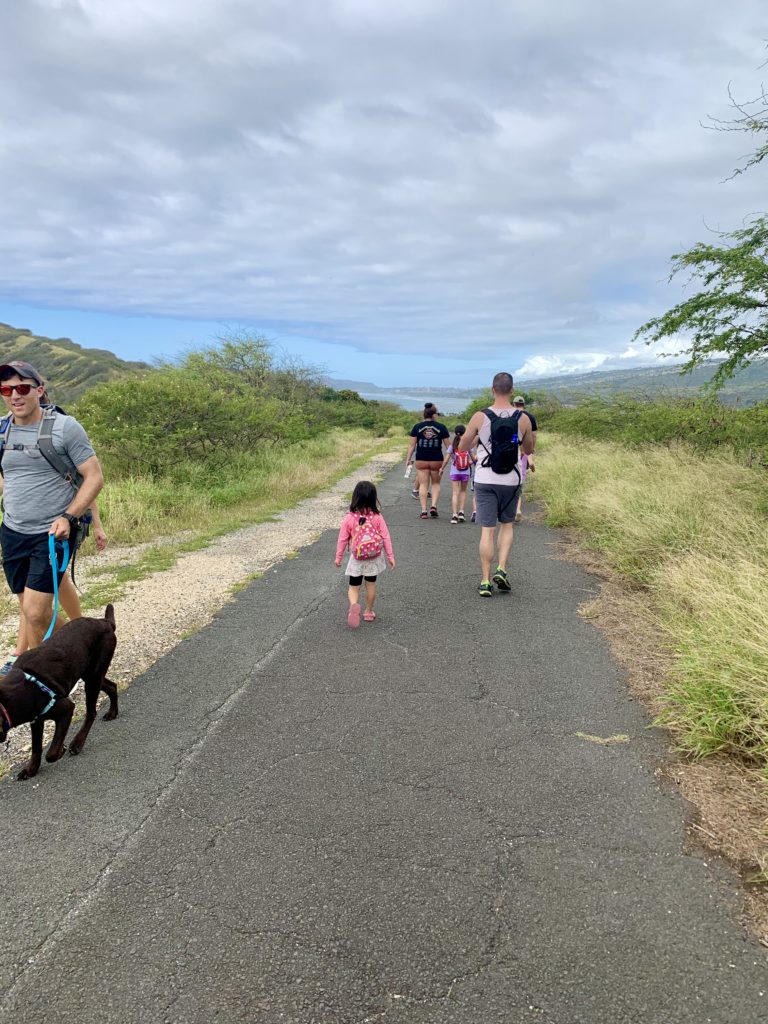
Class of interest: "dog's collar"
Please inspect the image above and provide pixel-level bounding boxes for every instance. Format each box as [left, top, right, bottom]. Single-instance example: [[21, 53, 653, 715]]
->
[[23, 672, 58, 719], [0, 701, 12, 730]]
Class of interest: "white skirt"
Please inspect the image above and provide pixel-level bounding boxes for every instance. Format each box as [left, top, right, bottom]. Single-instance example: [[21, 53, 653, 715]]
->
[[345, 551, 387, 577]]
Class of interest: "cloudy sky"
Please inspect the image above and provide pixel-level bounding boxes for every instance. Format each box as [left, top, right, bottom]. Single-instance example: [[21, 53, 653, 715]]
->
[[0, 0, 766, 386]]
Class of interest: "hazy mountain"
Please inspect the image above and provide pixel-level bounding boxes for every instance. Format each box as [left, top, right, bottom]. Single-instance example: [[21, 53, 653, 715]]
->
[[525, 361, 768, 406], [0, 323, 150, 405], [328, 361, 768, 408]]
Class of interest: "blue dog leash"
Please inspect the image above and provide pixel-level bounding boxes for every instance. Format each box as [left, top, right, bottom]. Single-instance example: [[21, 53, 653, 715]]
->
[[43, 534, 70, 642], [0, 538, 69, 731], [25, 672, 58, 718]]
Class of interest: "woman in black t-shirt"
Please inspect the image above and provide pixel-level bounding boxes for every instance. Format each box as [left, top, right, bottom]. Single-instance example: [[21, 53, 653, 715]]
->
[[405, 403, 451, 519]]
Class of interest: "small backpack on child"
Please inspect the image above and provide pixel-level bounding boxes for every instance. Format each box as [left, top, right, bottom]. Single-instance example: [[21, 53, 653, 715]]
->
[[351, 516, 384, 560], [452, 449, 471, 472]]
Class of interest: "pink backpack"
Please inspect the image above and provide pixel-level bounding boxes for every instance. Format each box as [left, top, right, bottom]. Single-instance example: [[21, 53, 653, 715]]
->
[[351, 516, 384, 560]]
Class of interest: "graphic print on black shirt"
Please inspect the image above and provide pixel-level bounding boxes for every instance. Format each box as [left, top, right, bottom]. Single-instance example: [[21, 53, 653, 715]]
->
[[410, 420, 450, 460]]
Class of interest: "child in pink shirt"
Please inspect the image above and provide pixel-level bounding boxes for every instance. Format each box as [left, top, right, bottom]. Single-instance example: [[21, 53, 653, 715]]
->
[[335, 481, 395, 628]]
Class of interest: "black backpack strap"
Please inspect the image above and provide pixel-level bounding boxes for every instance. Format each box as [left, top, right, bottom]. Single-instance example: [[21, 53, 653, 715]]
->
[[36, 410, 84, 490], [478, 408, 495, 463]]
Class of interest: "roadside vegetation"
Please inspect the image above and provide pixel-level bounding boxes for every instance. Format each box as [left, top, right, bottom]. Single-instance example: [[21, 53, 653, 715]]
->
[[543, 394, 768, 466], [521, 395, 768, 772], [71, 333, 411, 545], [75, 428, 401, 547], [514, 70, 768, 776], [0, 337, 410, 631], [74, 334, 411, 479]]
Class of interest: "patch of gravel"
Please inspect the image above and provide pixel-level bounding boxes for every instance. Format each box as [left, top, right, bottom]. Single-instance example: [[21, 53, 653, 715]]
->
[[0, 449, 402, 777]]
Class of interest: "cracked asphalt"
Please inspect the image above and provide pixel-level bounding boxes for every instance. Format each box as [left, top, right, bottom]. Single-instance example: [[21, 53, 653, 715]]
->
[[0, 465, 766, 1023]]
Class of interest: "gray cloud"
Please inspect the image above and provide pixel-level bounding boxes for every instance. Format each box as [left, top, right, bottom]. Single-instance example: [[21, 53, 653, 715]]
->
[[0, 0, 766, 372]]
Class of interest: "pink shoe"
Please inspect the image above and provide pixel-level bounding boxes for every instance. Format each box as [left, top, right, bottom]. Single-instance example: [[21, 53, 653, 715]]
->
[[363, 611, 376, 622], [347, 603, 361, 628]]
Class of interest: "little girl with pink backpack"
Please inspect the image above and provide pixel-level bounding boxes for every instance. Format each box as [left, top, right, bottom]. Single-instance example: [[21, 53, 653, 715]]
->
[[335, 481, 396, 628]]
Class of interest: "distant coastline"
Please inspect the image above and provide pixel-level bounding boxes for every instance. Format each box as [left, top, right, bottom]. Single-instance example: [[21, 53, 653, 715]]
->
[[327, 359, 768, 409], [356, 391, 470, 415]]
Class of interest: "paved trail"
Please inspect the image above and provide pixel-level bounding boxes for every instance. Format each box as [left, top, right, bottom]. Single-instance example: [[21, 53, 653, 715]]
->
[[0, 467, 765, 1023]]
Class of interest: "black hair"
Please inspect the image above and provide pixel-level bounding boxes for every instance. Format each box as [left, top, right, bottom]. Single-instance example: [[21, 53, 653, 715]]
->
[[423, 402, 437, 419], [350, 480, 381, 514], [452, 423, 466, 450]]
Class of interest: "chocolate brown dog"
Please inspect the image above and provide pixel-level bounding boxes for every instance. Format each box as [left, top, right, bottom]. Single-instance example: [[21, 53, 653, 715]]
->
[[0, 604, 118, 781]]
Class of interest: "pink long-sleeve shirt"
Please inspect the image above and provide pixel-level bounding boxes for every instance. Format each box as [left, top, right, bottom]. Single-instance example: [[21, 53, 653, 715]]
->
[[335, 510, 394, 562]]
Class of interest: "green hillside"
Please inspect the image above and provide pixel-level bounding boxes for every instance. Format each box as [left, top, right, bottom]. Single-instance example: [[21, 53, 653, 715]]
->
[[526, 360, 768, 407], [0, 323, 151, 405]]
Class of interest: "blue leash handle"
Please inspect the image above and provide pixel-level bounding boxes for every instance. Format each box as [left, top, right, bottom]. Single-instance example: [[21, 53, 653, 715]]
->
[[44, 535, 70, 642]]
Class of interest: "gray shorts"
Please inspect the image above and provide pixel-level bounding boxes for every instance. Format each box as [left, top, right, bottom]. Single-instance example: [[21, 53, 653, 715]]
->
[[474, 482, 521, 526]]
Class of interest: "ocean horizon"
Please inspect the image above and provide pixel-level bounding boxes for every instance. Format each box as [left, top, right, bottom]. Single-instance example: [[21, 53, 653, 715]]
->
[[358, 391, 469, 415]]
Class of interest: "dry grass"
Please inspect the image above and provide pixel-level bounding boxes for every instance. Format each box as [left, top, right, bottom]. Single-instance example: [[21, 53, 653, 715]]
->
[[531, 438, 768, 942], [530, 435, 768, 764], [0, 430, 402, 626]]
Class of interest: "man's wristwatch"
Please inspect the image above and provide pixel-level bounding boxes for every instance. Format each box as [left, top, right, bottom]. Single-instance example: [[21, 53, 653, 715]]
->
[[62, 513, 79, 528]]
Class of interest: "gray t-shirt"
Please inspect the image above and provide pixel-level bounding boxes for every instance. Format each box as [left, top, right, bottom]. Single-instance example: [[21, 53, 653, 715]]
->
[[2, 414, 96, 534]]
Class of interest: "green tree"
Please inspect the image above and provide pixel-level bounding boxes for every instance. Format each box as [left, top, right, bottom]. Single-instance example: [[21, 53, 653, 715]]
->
[[634, 217, 768, 387], [74, 367, 292, 477], [180, 330, 274, 391], [636, 72, 768, 386]]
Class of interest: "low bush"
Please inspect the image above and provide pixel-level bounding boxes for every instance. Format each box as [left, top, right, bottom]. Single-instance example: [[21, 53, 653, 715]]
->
[[542, 393, 768, 466], [73, 336, 412, 480]]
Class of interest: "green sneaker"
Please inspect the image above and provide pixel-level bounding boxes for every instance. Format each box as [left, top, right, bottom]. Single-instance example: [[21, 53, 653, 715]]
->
[[492, 567, 511, 592], [478, 581, 493, 597]]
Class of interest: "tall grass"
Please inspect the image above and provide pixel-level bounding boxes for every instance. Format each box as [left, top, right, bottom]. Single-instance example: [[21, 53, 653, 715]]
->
[[0, 430, 402, 636], [530, 436, 768, 766], [97, 429, 400, 545], [540, 394, 768, 466]]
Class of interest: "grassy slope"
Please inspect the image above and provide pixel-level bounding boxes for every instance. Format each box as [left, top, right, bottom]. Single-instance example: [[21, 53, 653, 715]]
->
[[529, 435, 768, 767], [0, 323, 149, 405]]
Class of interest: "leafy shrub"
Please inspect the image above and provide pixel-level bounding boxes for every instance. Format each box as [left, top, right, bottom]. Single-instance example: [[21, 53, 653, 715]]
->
[[543, 394, 768, 465], [74, 367, 298, 477], [73, 335, 412, 479]]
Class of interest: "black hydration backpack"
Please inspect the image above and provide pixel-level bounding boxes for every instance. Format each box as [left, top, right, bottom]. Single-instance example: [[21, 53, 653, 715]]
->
[[479, 408, 523, 480]]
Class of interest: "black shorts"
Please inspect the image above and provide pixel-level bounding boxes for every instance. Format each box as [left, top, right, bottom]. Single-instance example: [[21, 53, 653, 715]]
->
[[0, 523, 67, 595], [348, 574, 377, 586]]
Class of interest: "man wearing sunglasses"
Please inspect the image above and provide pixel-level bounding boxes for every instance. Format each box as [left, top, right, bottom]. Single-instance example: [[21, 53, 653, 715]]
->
[[0, 360, 103, 651]]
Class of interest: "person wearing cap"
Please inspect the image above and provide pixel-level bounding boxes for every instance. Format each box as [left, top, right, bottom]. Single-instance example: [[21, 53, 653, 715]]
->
[[0, 360, 104, 655], [512, 395, 537, 523]]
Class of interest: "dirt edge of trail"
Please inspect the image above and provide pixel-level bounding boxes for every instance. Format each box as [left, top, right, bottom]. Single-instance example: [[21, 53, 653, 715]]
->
[[554, 530, 768, 947]]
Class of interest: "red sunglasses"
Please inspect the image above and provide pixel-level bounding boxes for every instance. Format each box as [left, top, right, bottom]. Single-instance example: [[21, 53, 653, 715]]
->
[[0, 383, 38, 397]]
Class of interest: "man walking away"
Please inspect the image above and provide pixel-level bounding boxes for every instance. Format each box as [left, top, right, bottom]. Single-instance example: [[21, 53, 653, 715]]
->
[[459, 372, 534, 596], [512, 395, 537, 522], [0, 361, 104, 661]]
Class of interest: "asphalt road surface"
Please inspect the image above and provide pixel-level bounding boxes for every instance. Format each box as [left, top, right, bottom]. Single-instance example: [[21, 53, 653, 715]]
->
[[1, 467, 766, 1023]]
